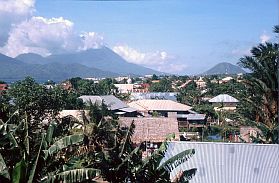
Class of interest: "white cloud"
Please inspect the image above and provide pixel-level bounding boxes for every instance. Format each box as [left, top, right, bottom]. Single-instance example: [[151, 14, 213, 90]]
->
[[113, 45, 186, 73], [0, 0, 35, 14], [113, 45, 172, 66], [79, 32, 104, 51], [260, 33, 270, 44], [0, 0, 35, 46], [0, 16, 104, 57], [0, 0, 184, 73], [231, 48, 251, 56]]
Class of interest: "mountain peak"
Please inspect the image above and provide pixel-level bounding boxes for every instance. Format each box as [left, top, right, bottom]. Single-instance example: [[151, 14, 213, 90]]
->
[[16, 47, 163, 76], [202, 62, 246, 75]]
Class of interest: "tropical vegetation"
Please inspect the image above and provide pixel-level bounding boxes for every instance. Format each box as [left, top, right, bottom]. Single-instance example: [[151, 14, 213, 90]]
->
[[0, 77, 196, 182]]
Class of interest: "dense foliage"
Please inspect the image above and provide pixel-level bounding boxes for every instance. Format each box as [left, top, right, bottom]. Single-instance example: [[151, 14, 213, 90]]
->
[[69, 77, 118, 95], [0, 77, 196, 182], [149, 78, 173, 92], [237, 27, 278, 143]]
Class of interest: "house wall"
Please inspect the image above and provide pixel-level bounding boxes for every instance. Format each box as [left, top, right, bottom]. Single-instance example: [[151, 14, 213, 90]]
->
[[212, 102, 237, 107]]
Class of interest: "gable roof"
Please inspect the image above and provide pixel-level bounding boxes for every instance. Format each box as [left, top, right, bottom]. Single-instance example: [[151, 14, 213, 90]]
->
[[209, 94, 239, 103], [130, 92, 178, 101], [128, 99, 192, 112], [79, 95, 128, 110]]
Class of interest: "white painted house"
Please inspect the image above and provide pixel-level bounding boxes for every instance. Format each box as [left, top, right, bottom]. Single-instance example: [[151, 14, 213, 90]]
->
[[209, 94, 239, 111]]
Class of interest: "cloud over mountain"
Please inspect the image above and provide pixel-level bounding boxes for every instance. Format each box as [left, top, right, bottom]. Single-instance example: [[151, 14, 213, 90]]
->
[[0, 16, 104, 57], [0, 0, 180, 73], [113, 45, 169, 65], [0, 0, 104, 57], [113, 45, 185, 73], [0, 0, 35, 46], [0, 17, 103, 57]]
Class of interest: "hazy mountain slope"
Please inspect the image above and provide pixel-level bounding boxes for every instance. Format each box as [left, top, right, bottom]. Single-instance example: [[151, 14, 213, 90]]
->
[[36, 62, 118, 80], [16, 53, 47, 65], [202, 62, 246, 75], [16, 47, 164, 76], [0, 53, 118, 82], [0, 53, 43, 80]]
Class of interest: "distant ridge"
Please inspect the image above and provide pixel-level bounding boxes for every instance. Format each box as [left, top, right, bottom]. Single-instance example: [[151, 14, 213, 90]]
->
[[16, 47, 164, 76], [16, 53, 46, 65], [202, 62, 246, 75], [0, 53, 118, 82]]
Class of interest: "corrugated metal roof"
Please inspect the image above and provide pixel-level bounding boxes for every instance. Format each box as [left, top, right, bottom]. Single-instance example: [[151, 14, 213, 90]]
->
[[79, 95, 128, 110], [177, 113, 206, 120], [119, 107, 137, 113], [130, 92, 178, 101], [100, 95, 128, 110], [187, 114, 206, 120], [209, 94, 239, 103], [161, 142, 279, 183], [128, 99, 192, 112]]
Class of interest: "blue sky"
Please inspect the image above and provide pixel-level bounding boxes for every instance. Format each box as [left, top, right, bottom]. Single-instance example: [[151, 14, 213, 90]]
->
[[0, 0, 277, 74]]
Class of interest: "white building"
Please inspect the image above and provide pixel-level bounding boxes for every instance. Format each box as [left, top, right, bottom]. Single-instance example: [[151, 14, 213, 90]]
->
[[114, 84, 134, 93], [209, 94, 239, 111]]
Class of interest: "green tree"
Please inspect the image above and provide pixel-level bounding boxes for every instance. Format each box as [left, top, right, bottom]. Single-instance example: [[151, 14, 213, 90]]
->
[[44, 80, 55, 86], [177, 81, 202, 106], [151, 74, 159, 80], [7, 77, 64, 121], [238, 26, 278, 143], [149, 78, 173, 92], [68, 78, 118, 96], [98, 78, 118, 95], [1, 101, 198, 183]]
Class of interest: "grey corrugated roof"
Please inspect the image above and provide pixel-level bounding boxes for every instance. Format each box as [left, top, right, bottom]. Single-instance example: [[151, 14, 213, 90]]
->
[[79, 95, 128, 110], [186, 114, 206, 120], [176, 113, 205, 120], [100, 95, 128, 110], [79, 95, 102, 104], [130, 92, 178, 101], [119, 107, 137, 113], [161, 142, 279, 182], [209, 94, 239, 103]]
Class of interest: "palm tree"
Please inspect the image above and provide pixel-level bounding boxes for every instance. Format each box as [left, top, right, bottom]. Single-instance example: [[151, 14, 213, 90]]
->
[[238, 26, 278, 143], [0, 112, 100, 183]]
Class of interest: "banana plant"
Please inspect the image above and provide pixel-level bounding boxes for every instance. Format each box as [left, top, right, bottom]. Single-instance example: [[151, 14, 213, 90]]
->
[[0, 112, 100, 183]]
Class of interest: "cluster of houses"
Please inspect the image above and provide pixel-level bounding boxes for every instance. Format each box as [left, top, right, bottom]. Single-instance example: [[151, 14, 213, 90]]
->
[[1, 76, 278, 182], [0, 74, 260, 146], [58, 88, 244, 147]]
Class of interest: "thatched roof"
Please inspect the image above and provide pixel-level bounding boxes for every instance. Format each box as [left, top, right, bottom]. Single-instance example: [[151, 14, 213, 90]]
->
[[119, 117, 179, 143]]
